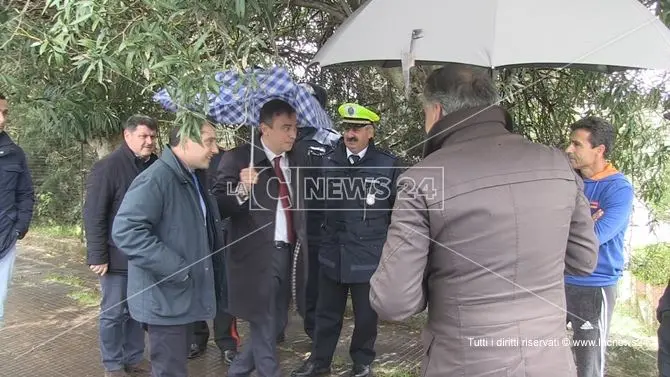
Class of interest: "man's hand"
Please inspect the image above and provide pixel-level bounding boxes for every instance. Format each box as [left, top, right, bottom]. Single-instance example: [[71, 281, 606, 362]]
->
[[240, 167, 259, 191], [89, 263, 109, 276]]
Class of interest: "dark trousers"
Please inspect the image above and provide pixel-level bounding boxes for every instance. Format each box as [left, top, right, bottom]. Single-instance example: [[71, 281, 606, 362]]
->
[[190, 311, 239, 351], [565, 284, 617, 377], [99, 273, 145, 372], [303, 242, 321, 339], [227, 246, 291, 377], [147, 324, 189, 377], [311, 272, 378, 367]]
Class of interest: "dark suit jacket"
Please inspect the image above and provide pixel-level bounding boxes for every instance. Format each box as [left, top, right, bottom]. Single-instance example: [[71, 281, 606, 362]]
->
[[212, 135, 308, 322], [83, 141, 157, 273]]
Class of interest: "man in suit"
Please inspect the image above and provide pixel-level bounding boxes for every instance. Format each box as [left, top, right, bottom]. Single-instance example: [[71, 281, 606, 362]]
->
[[83, 114, 158, 377], [213, 99, 309, 377]]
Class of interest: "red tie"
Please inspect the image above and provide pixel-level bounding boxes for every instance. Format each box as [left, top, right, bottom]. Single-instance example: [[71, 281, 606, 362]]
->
[[273, 156, 295, 244]]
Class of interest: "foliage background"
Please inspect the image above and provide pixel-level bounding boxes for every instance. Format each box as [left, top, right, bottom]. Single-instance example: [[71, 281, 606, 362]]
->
[[1, 0, 669, 228]]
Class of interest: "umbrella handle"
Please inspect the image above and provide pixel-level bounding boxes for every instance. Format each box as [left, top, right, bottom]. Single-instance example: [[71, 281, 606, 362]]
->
[[249, 126, 255, 169]]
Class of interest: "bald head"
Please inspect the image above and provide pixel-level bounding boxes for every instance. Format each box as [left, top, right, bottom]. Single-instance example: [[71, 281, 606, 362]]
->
[[423, 63, 499, 116]]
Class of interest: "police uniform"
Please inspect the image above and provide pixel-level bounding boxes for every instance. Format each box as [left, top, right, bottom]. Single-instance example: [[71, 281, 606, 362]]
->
[[292, 104, 401, 377]]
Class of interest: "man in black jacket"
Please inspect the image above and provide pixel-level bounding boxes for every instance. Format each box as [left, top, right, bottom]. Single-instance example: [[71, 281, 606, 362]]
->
[[83, 114, 157, 377], [0, 92, 35, 328], [293, 82, 340, 342]]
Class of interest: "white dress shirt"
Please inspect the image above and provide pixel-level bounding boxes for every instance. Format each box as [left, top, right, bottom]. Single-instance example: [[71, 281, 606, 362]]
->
[[261, 138, 292, 243], [346, 146, 368, 164]]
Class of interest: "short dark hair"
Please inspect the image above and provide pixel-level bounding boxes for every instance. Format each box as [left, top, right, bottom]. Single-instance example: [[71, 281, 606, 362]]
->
[[302, 82, 328, 108], [0, 93, 6, 100], [169, 121, 215, 147], [569, 116, 615, 158], [124, 114, 158, 132], [423, 63, 498, 116], [259, 99, 296, 127], [169, 126, 181, 147]]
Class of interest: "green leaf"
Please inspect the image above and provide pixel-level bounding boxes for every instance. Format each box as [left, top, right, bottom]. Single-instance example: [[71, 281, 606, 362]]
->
[[81, 62, 96, 83], [235, 0, 246, 18]]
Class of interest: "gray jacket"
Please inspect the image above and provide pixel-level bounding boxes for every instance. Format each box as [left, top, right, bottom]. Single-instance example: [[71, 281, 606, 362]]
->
[[112, 146, 218, 326], [370, 106, 598, 377]]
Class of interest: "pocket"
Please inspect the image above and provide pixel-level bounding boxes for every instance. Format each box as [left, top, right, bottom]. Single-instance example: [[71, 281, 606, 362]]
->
[[0, 225, 17, 252], [151, 277, 193, 318], [0, 164, 22, 193]]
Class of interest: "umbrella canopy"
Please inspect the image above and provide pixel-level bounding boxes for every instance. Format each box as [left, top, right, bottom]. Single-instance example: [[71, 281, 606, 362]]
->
[[154, 66, 334, 129], [311, 0, 670, 72]]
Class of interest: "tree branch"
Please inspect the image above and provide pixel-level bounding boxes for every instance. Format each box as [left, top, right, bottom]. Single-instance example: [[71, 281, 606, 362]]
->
[[289, 0, 347, 22]]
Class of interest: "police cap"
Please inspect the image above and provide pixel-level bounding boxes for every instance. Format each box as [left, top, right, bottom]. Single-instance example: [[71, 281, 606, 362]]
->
[[338, 103, 380, 128]]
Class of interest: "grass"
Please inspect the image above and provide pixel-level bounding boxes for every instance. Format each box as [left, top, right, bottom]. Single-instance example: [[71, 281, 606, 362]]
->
[[44, 273, 100, 307], [606, 298, 660, 377], [373, 367, 420, 377], [30, 224, 83, 239], [607, 343, 658, 377]]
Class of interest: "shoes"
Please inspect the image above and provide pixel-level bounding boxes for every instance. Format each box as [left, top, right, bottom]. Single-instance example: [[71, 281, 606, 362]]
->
[[187, 343, 207, 359], [125, 359, 151, 376], [290, 360, 331, 377], [350, 364, 371, 377], [222, 349, 237, 365], [104, 370, 130, 377]]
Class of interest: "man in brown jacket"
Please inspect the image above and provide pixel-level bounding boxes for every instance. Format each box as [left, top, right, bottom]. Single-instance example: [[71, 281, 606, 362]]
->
[[369, 63, 599, 377]]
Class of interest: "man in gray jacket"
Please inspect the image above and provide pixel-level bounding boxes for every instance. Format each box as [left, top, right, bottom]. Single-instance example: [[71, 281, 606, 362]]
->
[[369, 63, 599, 377], [112, 120, 223, 377]]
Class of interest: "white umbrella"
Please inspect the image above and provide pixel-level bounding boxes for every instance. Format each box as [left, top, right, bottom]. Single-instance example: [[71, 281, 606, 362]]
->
[[311, 0, 670, 92]]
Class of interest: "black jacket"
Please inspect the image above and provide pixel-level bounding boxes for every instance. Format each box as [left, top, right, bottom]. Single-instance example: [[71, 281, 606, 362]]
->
[[213, 135, 309, 321], [0, 131, 34, 259], [291, 127, 338, 246], [83, 141, 157, 273], [659, 279, 670, 322], [319, 140, 401, 283]]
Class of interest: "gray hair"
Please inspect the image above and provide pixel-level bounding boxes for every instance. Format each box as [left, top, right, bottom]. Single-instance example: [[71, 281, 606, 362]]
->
[[422, 63, 499, 116]]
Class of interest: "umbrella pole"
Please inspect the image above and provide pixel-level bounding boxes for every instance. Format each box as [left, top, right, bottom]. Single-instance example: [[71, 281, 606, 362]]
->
[[250, 126, 255, 169]]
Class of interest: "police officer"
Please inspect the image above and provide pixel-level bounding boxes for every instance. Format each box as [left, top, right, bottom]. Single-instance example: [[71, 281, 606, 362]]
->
[[291, 82, 340, 342], [291, 103, 401, 377]]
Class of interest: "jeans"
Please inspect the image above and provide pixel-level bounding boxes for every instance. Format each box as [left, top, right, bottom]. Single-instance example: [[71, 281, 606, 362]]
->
[[99, 273, 145, 371], [0, 242, 17, 326]]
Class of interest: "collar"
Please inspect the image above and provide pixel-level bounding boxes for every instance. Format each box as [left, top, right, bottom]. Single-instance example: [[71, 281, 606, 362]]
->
[[589, 163, 619, 180], [422, 105, 511, 158], [346, 146, 368, 159], [260, 136, 286, 163], [0, 131, 12, 147]]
